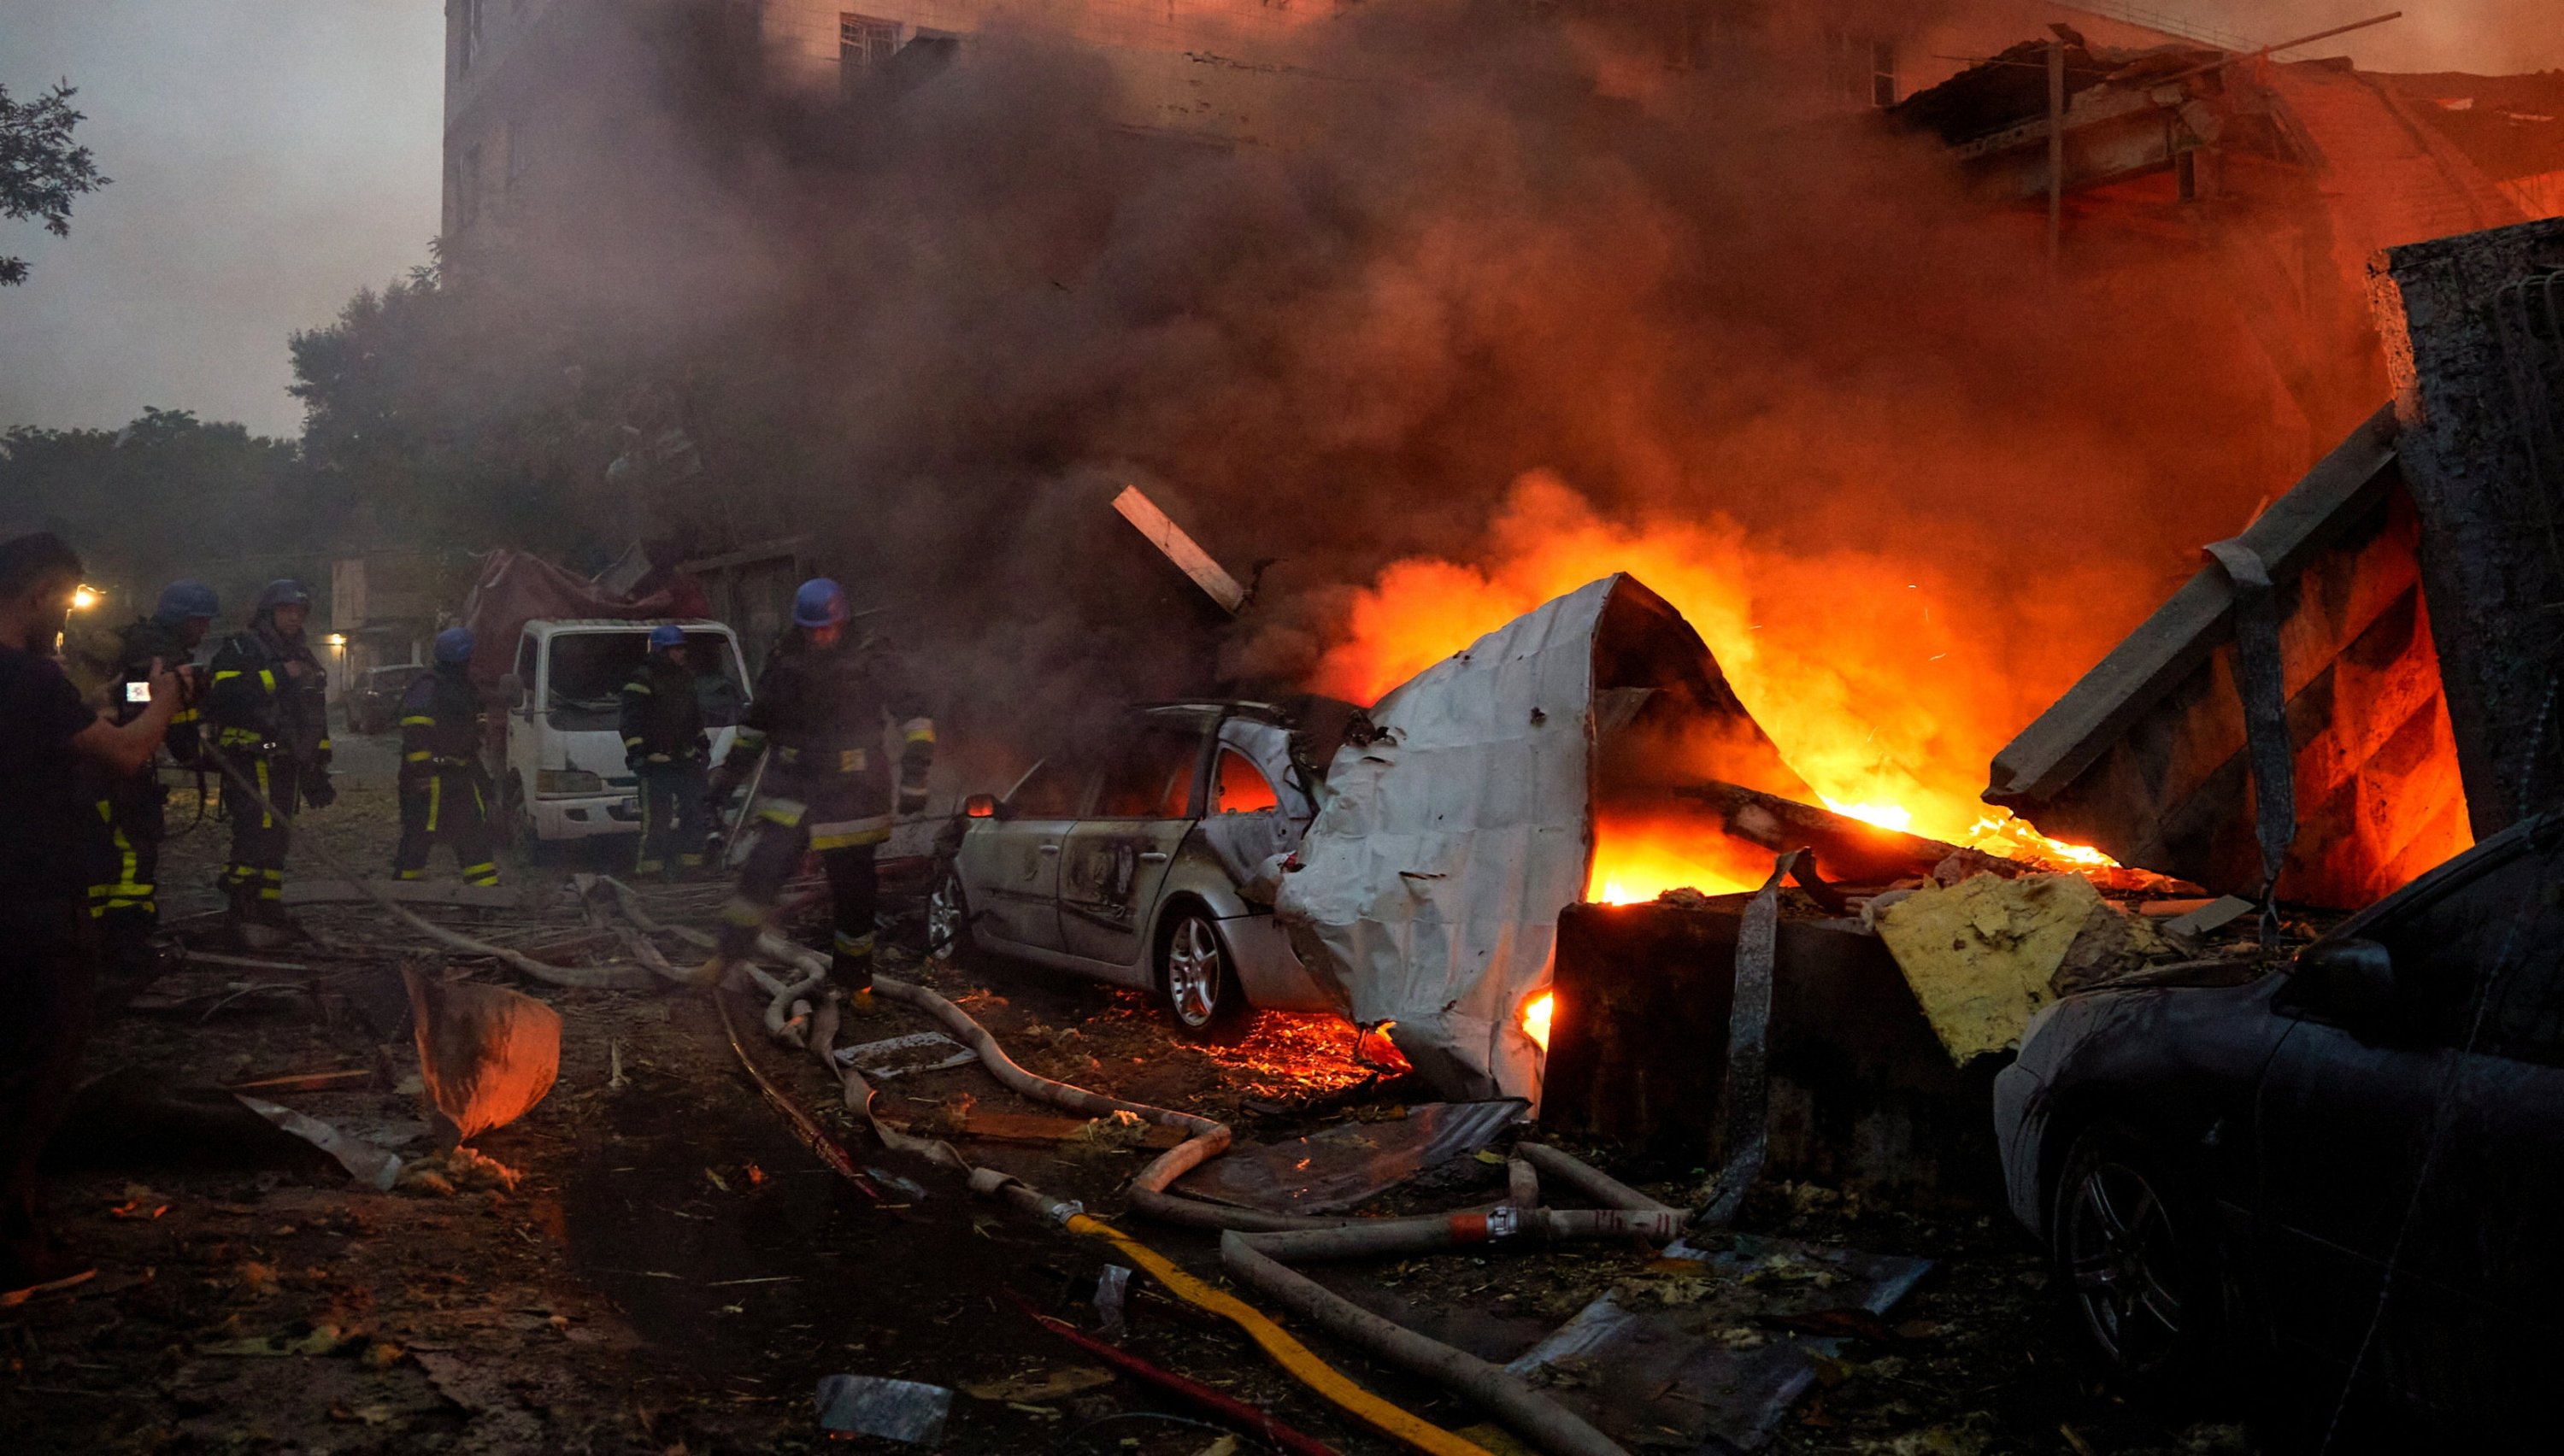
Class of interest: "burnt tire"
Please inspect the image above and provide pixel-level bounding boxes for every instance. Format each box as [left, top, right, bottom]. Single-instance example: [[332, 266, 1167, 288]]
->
[[1157, 907, 1249, 1042], [2052, 1125, 2224, 1400]]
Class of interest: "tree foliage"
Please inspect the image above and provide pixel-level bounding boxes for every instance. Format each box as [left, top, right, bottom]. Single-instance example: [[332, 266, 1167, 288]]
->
[[288, 249, 640, 564], [0, 81, 110, 286], [0, 408, 330, 610]]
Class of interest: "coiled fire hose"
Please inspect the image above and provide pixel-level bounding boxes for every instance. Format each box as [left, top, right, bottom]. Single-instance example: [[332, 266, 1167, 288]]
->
[[594, 877, 1679, 1456]]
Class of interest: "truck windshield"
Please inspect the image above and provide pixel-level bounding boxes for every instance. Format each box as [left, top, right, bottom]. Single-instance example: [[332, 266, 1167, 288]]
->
[[545, 631, 749, 730]]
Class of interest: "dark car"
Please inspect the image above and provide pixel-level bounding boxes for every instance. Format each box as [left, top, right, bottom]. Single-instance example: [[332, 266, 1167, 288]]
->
[[350, 663, 428, 736], [1992, 813, 2564, 1440]]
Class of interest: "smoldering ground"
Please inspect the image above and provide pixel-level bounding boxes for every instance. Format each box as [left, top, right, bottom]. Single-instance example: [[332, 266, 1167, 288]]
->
[[463, 0, 2386, 789]]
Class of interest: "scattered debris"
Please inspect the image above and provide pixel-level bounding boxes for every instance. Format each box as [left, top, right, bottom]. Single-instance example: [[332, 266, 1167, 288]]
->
[[1173, 1100, 1527, 1214], [832, 1029, 978, 1080], [958, 1365, 1117, 1401], [406, 966, 561, 1142], [814, 1374, 953, 1445], [394, 1145, 520, 1197], [235, 1095, 403, 1189]]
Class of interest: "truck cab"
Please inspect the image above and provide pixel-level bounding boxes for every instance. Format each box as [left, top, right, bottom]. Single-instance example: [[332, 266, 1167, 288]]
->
[[495, 619, 752, 846]]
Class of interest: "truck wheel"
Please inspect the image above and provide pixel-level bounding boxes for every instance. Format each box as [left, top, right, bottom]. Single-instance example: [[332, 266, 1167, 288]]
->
[[500, 776, 551, 866], [1158, 907, 1248, 1042]]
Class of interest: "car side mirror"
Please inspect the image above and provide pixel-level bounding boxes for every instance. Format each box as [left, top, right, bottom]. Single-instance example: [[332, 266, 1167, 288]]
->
[[963, 793, 1005, 821], [2287, 937, 2398, 1037], [498, 672, 526, 710]]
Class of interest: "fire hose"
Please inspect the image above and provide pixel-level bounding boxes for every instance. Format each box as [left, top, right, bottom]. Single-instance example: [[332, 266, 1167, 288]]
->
[[196, 742, 682, 992], [592, 876, 1693, 1456]]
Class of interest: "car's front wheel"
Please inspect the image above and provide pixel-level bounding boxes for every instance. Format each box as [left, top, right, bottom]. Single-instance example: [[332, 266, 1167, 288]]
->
[[2054, 1127, 2221, 1395], [1159, 908, 1247, 1041]]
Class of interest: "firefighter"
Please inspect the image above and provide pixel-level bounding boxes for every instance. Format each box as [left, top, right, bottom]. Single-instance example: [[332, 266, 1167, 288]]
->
[[207, 579, 334, 930], [393, 628, 498, 887], [621, 624, 712, 878], [84, 580, 217, 980], [701, 579, 933, 1005]]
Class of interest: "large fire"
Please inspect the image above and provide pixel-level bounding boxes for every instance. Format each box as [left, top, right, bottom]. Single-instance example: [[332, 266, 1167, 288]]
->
[[1315, 474, 2126, 901]]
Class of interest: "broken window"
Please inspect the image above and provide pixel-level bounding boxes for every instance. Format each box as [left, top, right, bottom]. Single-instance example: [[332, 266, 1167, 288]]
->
[[1871, 40, 1899, 109], [1211, 749, 1279, 816], [1008, 760, 1085, 819], [1821, 27, 1895, 109], [1092, 726, 1200, 819], [840, 14, 900, 91]]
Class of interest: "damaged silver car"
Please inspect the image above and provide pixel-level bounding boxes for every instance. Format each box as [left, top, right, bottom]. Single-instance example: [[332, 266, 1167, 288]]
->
[[926, 702, 1336, 1036]]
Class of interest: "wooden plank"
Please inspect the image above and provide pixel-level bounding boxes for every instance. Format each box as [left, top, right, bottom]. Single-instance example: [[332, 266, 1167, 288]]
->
[[1111, 485, 1247, 615]]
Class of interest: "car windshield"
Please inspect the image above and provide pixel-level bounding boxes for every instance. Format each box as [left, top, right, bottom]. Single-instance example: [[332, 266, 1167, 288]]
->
[[546, 631, 748, 730]]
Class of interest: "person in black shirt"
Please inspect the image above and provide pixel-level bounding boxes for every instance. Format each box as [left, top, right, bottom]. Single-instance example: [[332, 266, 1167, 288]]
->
[[0, 532, 186, 1306]]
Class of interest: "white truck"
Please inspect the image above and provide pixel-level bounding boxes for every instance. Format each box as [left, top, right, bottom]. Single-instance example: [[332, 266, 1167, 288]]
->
[[492, 618, 754, 848]]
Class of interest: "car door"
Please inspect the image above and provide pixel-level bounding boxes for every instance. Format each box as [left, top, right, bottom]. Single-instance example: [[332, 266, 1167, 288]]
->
[[958, 757, 1089, 954], [2255, 836, 2560, 1418], [1058, 719, 1208, 972]]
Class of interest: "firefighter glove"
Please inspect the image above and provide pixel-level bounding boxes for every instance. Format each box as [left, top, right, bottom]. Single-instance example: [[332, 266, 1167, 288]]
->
[[302, 768, 338, 809]]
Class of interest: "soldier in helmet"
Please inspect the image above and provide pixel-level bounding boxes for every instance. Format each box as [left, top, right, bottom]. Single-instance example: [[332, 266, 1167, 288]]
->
[[702, 579, 933, 1013], [621, 624, 713, 878], [206, 579, 334, 931], [392, 628, 498, 887], [84, 580, 218, 981]]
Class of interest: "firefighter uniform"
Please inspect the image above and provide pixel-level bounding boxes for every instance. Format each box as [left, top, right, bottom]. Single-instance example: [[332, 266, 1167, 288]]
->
[[714, 588, 933, 991], [207, 583, 333, 921], [84, 589, 214, 973], [620, 637, 712, 876], [394, 647, 497, 886]]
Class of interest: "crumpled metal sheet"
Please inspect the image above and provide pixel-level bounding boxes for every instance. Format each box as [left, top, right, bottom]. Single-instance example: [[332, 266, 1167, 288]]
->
[[1506, 1236, 1932, 1453], [1171, 1099, 1527, 1213]]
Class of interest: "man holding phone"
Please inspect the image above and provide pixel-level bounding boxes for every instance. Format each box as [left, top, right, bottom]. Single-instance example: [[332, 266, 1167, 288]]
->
[[0, 531, 189, 1306], [85, 581, 218, 985]]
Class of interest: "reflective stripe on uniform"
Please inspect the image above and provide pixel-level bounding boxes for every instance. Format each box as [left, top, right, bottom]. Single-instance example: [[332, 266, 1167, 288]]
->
[[394, 869, 425, 881], [809, 813, 891, 850], [400, 715, 435, 727], [721, 897, 767, 929], [462, 862, 498, 887], [901, 718, 936, 744], [832, 931, 875, 956], [426, 774, 442, 833], [255, 759, 273, 829], [754, 797, 807, 829], [404, 750, 431, 762]]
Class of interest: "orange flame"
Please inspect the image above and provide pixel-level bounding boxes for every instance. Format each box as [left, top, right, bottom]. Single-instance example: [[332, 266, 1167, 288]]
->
[[1521, 991, 1553, 1052], [1317, 475, 2126, 895]]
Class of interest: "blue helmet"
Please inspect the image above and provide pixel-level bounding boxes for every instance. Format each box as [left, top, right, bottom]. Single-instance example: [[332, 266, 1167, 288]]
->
[[433, 627, 475, 666], [154, 579, 219, 625], [791, 578, 849, 630], [649, 624, 686, 649], [256, 578, 313, 617]]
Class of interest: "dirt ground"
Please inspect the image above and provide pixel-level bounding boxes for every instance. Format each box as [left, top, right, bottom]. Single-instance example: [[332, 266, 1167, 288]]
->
[[2, 734, 2265, 1456]]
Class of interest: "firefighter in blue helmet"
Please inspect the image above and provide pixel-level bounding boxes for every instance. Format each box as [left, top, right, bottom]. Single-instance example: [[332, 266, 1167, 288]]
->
[[701, 580, 933, 1007], [207, 579, 333, 930], [84, 580, 217, 980], [621, 624, 713, 878], [393, 629, 497, 887]]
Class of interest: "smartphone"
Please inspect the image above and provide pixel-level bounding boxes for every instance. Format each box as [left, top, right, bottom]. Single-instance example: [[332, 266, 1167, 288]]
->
[[126, 680, 152, 704]]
